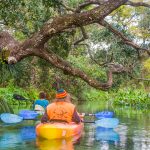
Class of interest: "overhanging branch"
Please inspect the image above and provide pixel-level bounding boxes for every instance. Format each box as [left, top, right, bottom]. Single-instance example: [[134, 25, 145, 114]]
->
[[0, 0, 132, 91], [33, 47, 113, 90], [125, 1, 150, 8], [79, 43, 113, 66], [18, 0, 128, 49], [74, 26, 88, 46], [99, 20, 150, 56], [2, 0, 127, 63]]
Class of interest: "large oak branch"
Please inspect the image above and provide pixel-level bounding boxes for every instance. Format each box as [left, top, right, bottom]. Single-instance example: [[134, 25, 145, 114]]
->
[[0, 0, 128, 90], [12, 0, 127, 55], [84, 0, 150, 8], [34, 48, 114, 90], [0, 31, 126, 90], [126, 1, 150, 8]]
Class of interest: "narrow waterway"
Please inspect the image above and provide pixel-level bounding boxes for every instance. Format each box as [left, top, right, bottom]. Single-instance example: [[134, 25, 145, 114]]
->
[[0, 101, 150, 150]]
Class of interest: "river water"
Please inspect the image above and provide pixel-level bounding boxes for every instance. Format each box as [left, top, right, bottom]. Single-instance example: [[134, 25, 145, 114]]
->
[[0, 101, 150, 150]]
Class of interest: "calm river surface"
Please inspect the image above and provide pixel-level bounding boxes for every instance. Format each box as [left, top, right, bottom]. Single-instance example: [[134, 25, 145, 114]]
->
[[0, 101, 150, 150]]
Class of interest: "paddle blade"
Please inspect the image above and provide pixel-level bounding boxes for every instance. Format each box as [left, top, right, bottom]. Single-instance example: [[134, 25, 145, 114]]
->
[[95, 118, 119, 128], [95, 111, 114, 119], [19, 110, 38, 120], [0, 113, 23, 124]]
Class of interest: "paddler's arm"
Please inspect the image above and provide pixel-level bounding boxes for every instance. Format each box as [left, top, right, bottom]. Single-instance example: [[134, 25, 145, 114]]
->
[[72, 108, 81, 124], [41, 109, 49, 123]]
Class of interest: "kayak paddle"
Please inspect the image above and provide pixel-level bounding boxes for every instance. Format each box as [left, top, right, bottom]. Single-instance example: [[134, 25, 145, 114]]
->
[[19, 110, 39, 120], [0, 113, 23, 124], [0, 111, 39, 124], [81, 111, 114, 119], [83, 118, 119, 128]]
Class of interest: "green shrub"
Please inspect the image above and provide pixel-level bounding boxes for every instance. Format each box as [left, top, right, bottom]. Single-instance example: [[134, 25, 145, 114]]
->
[[0, 81, 39, 105], [112, 87, 150, 109], [81, 88, 109, 101], [0, 97, 14, 113], [81, 86, 150, 110]]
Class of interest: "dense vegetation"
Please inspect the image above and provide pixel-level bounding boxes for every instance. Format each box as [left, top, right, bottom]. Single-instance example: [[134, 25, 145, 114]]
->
[[0, 0, 150, 112]]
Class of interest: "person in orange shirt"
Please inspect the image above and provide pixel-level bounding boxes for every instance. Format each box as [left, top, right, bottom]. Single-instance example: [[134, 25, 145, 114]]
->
[[41, 89, 81, 124]]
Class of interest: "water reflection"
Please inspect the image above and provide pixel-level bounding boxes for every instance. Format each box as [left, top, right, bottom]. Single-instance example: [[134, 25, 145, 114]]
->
[[95, 127, 120, 143], [0, 125, 36, 149], [20, 126, 36, 141], [0, 123, 82, 150], [36, 133, 82, 150], [132, 129, 150, 150], [115, 124, 128, 148], [36, 138, 74, 150], [0, 131, 22, 149]]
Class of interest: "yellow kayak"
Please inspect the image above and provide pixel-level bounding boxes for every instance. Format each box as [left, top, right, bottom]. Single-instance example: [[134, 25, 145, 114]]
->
[[36, 122, 84, 140]]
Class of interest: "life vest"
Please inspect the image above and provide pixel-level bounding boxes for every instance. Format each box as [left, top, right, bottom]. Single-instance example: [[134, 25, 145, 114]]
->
[[34, 104, 45, 115], [46, 102, 75, 123]]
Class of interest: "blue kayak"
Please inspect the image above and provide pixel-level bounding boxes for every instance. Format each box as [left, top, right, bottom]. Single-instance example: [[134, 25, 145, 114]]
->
[[19, 110, 38, 120], [95, 111, 114, 119], [0, 113, 23, 124]]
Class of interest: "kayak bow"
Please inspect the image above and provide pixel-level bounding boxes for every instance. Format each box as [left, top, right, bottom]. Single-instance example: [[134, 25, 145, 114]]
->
[[36, 122, 84, 140]]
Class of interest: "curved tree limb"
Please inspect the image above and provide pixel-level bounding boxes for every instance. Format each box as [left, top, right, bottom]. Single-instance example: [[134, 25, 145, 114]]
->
[[99, 20, 150, 56], [6, 0, 127, 60], [0, 0, 127, 64], [82, 0, 150, 8], [74, 26, 88, 46], [0, 0, 130, 91], [125, 1, 150, 8], [0, 31, 126, 90], [128, 75, 150, 81], [0, 32, 19, 50], [34, 47, 114, 90], [79, 43, 113, 66]]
